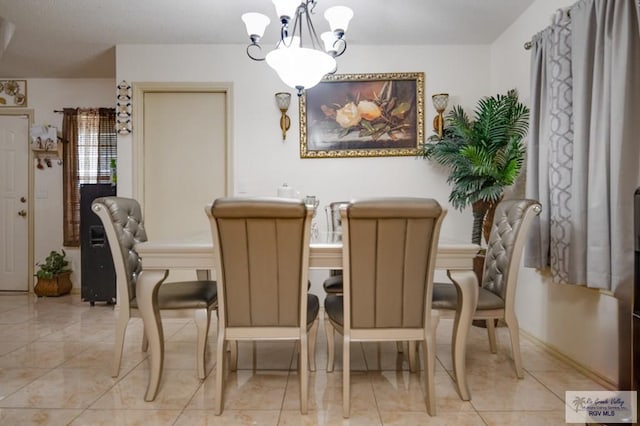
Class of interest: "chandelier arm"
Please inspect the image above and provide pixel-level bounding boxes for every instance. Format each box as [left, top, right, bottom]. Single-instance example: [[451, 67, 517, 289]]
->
[[246, 43, 265, 61], [333, 38, 347, 57], [303, 4, 323, 50]]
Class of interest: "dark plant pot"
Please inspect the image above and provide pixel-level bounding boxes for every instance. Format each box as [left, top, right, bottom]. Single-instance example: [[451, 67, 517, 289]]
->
[[34, 271, 72, 297]]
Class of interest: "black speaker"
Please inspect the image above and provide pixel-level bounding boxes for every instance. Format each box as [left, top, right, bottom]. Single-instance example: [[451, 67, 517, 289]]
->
[[80, 184, 117, 305]]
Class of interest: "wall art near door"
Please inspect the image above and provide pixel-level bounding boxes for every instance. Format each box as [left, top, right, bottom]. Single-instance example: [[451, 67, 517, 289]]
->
[[0, 80, 27, 107], [299, 72, 424, 158]]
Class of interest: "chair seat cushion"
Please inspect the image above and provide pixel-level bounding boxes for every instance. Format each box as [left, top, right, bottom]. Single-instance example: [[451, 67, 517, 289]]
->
[[307, 293, 320, 326], [322, 275, 343, 294], [432, 282, 504, 310], [131, 281, 217, 310], [324, 294, 343, 326]]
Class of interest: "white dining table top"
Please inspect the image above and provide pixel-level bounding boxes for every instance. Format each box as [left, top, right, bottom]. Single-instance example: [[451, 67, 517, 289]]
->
[[135, 233, 480, 271]]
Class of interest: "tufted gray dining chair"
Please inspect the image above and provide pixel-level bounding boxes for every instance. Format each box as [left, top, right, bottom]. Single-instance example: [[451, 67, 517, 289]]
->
[[207, 197, 319, 415], [92, 197, 218, 379], [324, 198, 446, 418], [431, 198, 541, 399]]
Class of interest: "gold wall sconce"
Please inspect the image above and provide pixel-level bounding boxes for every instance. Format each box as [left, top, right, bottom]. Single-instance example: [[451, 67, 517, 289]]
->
[[432, 93, 449, 139], [275, 92, 291, 140]]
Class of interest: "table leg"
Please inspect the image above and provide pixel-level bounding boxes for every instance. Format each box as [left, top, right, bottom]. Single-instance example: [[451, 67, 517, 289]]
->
[[137, 269, 169, 401], [446, 269, 479, 401]]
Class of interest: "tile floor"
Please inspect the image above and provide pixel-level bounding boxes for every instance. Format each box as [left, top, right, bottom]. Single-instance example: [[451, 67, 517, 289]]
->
[[0, 293, 608, 425]]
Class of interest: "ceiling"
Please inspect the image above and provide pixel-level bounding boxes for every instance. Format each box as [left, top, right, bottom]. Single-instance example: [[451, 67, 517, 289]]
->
[[0, 0, 535, 79]]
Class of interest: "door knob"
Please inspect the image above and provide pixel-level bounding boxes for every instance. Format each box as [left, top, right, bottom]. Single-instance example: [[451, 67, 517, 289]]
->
[[18, 210, 26, 217], [20, 196, 26, 203]]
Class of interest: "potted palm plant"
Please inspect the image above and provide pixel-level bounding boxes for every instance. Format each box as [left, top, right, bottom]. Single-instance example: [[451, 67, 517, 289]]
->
[[34, 249, 72, 296], [419, 89, 529, 246]]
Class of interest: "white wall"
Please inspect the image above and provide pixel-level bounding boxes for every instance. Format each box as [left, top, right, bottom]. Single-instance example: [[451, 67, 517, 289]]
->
[[116, 44, 491, 243], [26, 79, 115, 288], [491, 0, 619, 385]]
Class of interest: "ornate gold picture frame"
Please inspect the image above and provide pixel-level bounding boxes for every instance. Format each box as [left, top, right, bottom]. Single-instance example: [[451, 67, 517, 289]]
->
[[299, 72, 424, 158]]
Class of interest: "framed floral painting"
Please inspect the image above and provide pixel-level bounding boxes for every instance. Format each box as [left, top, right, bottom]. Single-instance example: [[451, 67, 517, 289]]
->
[[299, 72, 424, 158]]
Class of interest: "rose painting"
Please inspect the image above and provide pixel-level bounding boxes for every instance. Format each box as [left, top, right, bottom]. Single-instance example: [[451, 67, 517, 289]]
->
[[300, 73, 424, 158]]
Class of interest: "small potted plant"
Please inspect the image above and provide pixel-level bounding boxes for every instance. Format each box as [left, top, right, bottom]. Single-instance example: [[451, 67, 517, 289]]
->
[[34, 249, 72, 296]]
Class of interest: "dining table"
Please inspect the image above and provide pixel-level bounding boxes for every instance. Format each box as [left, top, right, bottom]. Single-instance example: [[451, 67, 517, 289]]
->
[[134, 232, 480, 402]]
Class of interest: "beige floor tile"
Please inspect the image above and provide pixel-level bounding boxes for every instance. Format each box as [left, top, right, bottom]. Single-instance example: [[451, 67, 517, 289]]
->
[[90, 367, 202, 410], [279, 406, 383, 425], [0, 293, 608, 424], [0, 368, 118, 409], [218, 370, 290, 411], [466, 370, 565, 411], [479, 410, 568, 425], [370, 370, 430, 412], [69, 409, 181, 425], [530, 370, 608, 400], [59, 342, 146, 375], [0, 367, 51, 400], [177, 409, 281, 425], [379, 410, 486, 425], [0, 408, 82, 425], [0, 340, 91, 369], [282, 370, 375, 412]]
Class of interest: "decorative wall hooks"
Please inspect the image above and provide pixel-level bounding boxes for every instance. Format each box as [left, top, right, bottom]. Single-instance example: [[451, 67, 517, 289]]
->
[[116, 80, 132, 134], [30, 124, 61, 168]]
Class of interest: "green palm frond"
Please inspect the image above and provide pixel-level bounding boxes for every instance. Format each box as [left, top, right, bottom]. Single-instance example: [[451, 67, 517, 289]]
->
[[417, 89, 529, 211]]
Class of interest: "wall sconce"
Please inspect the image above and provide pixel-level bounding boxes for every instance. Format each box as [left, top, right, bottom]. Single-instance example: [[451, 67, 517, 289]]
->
[[432, 93, 449, 139], [275, 92, 291, 140]]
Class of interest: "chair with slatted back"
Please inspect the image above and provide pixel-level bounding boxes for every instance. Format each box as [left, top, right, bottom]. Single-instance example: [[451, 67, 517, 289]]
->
[[207, 197, 320, 415], [324, 197, 446, 418]]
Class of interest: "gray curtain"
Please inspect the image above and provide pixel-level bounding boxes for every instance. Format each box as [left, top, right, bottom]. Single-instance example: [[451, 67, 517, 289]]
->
[[525, 9, 574, 284], [527, 0, 640, 292]]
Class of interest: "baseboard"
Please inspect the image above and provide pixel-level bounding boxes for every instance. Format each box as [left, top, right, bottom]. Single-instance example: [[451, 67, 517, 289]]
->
[[520, 328, 617, 390]]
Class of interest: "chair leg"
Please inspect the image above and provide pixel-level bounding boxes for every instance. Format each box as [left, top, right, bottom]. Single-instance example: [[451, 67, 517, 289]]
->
[[229, 340, 238, 372], [300, 331, 309, 414], [141, 330, 149, 352], [325, 318, 336, 372], [342, 333, 350, 419], [422, 338, 437, 416], [486, 318, 497, 354], [214, 331, 226, 415], [194, 308, 211, 380], [408, 341, 418, 373], [112, 312, 130, 377], [308, 317, 319, 372], [504, 312, 524, 379]]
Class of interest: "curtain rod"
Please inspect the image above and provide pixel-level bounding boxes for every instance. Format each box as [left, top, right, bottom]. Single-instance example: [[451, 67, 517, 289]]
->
[[523, 6, 571, 50]]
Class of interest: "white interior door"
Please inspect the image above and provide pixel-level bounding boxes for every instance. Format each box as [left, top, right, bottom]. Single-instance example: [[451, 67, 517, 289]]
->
[[142, 90, 228, 281], [0, 115, 29, 291]]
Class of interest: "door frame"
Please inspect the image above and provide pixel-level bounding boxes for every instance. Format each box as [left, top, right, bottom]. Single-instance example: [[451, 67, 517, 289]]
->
[[0, 109, 35, 292], [131, 82, 234, 206]]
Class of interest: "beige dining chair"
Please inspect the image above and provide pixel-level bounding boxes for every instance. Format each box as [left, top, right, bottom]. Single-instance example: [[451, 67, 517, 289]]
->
[[431, 198, 541, 398], [92, 197, 218, 379], [324, 197, 447, 418], [207, 197, 320, 415]]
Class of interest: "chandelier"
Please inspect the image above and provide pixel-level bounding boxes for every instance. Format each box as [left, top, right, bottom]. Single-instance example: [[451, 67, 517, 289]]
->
[[241, 0, 353, 96]]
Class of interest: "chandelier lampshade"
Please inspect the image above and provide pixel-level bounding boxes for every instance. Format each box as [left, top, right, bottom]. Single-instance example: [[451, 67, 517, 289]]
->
[[266, 47, 336, 92], [241, 0, 353, 96]]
